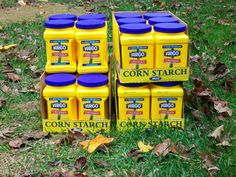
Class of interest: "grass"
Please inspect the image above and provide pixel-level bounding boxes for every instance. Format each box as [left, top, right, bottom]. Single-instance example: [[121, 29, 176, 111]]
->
[[0, 0, 236, 176]]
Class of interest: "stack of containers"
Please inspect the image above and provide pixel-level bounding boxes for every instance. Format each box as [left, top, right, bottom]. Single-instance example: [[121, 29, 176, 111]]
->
[[42, 13, 110, 132], [113, 11, 190, 129]]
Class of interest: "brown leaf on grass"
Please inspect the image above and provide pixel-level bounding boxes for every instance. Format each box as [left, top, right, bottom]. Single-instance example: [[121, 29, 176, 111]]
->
[[74, 157, 87, 171], [1, 81, 9, 93], [95, 160, 110, 167], [190, 54, 201, 63], [208, 125, 224, 141], [213, 100, 232, 116], [224, 40, 235, 46], [17, 0, 26, 6], [213, 62, 228, 75], [216, 140, 231, 147], [17, 49, 33, 61], [191, 78, 212, 97], [160, 2, 165, 7], [153, 138, 177, 157], [0, 127, 16, 139], [0, 44, 17, 52], [224, 76, 235, 92], [180, 144, 196, 160], [67, 129, 89, 145], [199, 153, 219, 176], [74, 173, 88, 177], [218, 19, 230, 26], [9, 138, 26, 148], [0, 97, 6, 108], [80, 134, 113, 153], [127, 149, 145, 162], [23, 131, 49, 140], [106, 170, 114, 177], [7, 73, 22, 82]]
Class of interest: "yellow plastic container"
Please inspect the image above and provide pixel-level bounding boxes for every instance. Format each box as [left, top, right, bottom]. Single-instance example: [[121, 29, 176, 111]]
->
[[43, 73, 77, 120], [112, 13, 143, 63], [44, 20, 77, 73], [151, 82, 183, 120], [154, 23, 189, 68], [75, 20, 108, 74], [118, 82, 150, 120], [76, 74, 109, 120], [120, 23, 154, 69]]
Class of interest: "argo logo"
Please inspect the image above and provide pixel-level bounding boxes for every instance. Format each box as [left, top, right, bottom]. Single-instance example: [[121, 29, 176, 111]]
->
[[83, 45, 99, 52], [130, 51, 146, 58], [150, 76, 162, 81], [84, 103, 100, 109], [126, 103, 142, 109], [160, 102, 175, 109], [51, 102, 67, 108], [52, 44, 67, 51], [164, 50, 180, 57]]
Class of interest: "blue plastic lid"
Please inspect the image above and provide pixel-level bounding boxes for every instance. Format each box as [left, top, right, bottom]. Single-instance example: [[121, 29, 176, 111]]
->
[[154, 23, 186, 33], [144, 12, 172, 20], [48, 14, 77, 21], [149, 17, 179, 25], [45, 20, 74, 29], [115, 13, 142, 19], [78, 13, 106, 21], [117, 18, 146, 26], [78, 74, 108, 87], [118, 80, 147, 87], [45, 73, 76, 86], [76, 20, 105, 29], [155, 82, 179, 87], [120, 24, 152, 34]]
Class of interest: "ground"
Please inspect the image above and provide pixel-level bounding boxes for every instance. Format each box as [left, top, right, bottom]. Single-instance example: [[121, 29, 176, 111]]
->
[[0, 0, 235, 177]]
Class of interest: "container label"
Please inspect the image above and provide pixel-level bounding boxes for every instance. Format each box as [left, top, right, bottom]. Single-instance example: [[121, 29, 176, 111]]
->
[[81, 40, 102, 66], [127, 46, 149, 69], [81, 98, 103, 120], [124, 98, 144, 119], [48, 98, 70, 120], [49, 39, 72, 65], [162, 45, 182, 67], [158, 97, 178, 119]]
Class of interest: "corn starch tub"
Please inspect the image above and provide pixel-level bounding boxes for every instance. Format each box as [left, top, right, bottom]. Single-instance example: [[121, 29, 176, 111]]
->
[[75, 20, 108, 74], [44, 20, 76, 73], [151, 82, 183, 120], [76, 74, 109, 120], [48, 14, 77, 21], [113, 12, 142, 64], [143, 12, 172, 21], [148, 17, 179, 25], [120, 23, 154, 69], [154, 23, 189, 68], [43, 73, 77, 121], [118, 82, 150, 120]]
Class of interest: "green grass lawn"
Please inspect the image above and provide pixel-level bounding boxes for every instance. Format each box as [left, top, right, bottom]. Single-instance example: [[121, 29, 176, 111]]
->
[[0, 0, 235, 176]]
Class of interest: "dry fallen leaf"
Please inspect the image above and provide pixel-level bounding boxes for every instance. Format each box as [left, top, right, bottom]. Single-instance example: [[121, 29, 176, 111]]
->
[[9, 138, 26, 148], [153, 138, 177, 157], [95, 160, 110, 167], [106, 170, 114, 177], [138, 141, 153, 153], [74, 156, 87, 171], [208, 125, 224, 141], [0, 127, 16, 139], [17, 0, 26, 6], [213, 100, 232, 116], [199, 152, 219, 176], [17, 49, 33, 61], [160, 2, 165, 7], [0, 97, 6, 108], [190, 54, 201, 63], [180, 144, 196, 160], [67, 129, 89, 145], [0, 44, 17, 51], [1, 81, 9, 93], [80, 134, 113, 153], [23, 131, 48, 140], [7, 73, 22, 82]]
